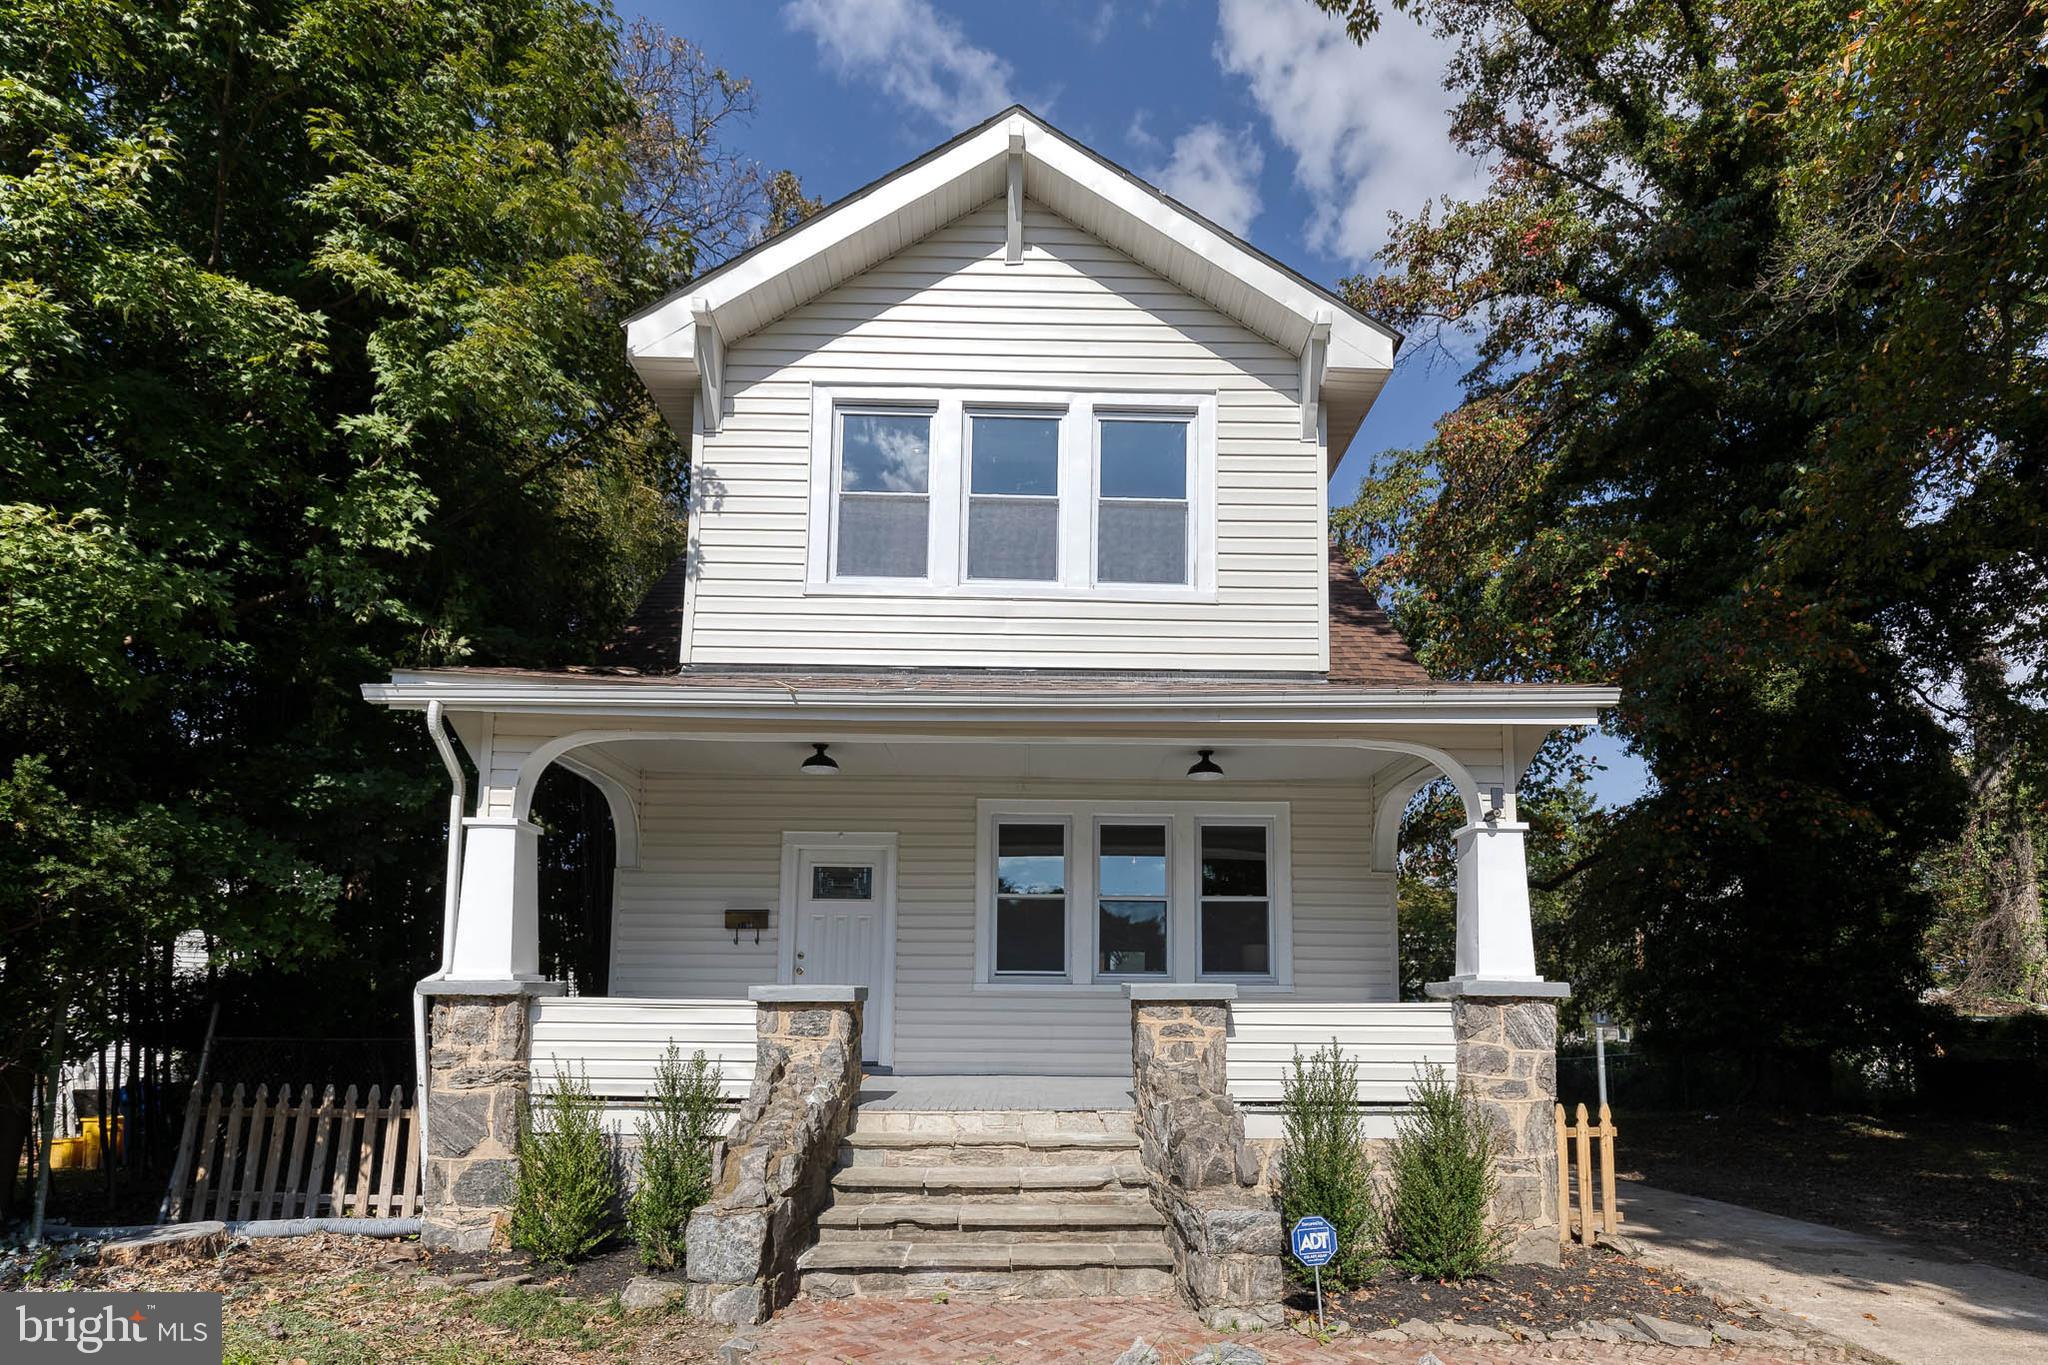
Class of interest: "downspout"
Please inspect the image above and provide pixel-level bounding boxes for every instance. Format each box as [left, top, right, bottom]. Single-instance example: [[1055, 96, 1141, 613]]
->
[[414, 701, 468, 1182]]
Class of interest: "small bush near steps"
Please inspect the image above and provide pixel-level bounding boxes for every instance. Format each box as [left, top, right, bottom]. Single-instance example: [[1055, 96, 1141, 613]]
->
[[628, 1045, 724, 1271], [509, 1064, 621, 1264], [1381, 1062, 1506, 1279], [1279, 1040, 1384, 1288]]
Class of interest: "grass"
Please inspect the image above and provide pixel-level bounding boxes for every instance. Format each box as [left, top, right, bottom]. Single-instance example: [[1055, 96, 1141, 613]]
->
[[1620, 1108, 2048, 1277]]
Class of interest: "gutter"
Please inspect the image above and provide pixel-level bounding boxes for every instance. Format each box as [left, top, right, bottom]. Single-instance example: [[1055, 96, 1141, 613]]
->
[[411, 701, 470, 1187]]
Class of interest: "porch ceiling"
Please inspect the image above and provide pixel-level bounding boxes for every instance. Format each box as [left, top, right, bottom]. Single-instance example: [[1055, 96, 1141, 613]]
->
[[591, 736, 1419, 786]]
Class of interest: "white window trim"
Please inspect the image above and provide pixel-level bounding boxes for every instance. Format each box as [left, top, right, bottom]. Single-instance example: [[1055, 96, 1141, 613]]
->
[[1092, 409, 1196, 590], [1093, 816, 1174, 981], [1194, 817, 1282, 981], [974, 798, 1291, 988], [824, 401, 940, 587], [806, 384, 1218, 601], [963, 405, 1067, 586], [987, 813, 1073, 979]]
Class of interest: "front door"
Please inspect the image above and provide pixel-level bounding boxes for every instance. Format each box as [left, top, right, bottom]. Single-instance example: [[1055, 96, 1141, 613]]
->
[[793, 850, 886, 1064]]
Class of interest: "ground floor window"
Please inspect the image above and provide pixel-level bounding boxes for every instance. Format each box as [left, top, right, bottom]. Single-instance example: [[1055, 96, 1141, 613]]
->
[[977, 799, 1290, 987]]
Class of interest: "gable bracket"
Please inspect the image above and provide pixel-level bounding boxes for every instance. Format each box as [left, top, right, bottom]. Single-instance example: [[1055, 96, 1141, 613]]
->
[[1005, 129, 1026, 265], [692, 298, 724, 436], [1300, 310, 1332, 441]]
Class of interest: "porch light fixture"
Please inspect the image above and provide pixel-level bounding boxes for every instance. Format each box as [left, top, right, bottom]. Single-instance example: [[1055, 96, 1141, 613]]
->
[[801, 743, 840, 775], [1186, 749, 1225, 781]]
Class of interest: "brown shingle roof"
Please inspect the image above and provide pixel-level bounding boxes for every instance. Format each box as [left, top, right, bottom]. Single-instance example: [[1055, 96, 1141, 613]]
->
[[590, 549, 1432, 687], [1325, 546, 1431, 685]]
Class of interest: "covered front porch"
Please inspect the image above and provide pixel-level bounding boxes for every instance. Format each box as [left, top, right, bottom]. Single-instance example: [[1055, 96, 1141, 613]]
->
[[368, 671, 1606, 1274]]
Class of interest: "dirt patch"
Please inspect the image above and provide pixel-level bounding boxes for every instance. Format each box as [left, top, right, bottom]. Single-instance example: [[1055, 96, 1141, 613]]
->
[[426, 1241, 653, 1299], [1621, 1109, 2048, 1278], [6, 1233, 730, 1362], [1318, 1244, 1720, 1335]]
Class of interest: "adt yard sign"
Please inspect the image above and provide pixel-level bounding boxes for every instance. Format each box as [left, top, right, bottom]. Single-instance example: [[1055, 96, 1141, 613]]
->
[[1290, 1215, 1336, 1267]]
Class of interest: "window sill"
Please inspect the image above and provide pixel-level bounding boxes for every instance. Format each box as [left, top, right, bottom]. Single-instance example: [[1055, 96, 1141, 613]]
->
[[971, 979, 1295, 994], [803, 579, 1218, 605]]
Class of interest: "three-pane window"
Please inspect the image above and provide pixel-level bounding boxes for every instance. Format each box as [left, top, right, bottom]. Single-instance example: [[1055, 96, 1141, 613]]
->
[[1097, 823, 1169, 976], [1199, 824, 1271, 975], [994, 822, 1067, 975], [834, 409, 932, 579], [967, 413, 1060, 582]]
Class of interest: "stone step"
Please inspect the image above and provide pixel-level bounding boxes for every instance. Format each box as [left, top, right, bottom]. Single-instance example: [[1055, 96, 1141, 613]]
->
[[839, 1129, 1140, 1167], [829, 1163, 1149, 1200], [848, 1108, 1137, 1139], [816, 1199, 1167, 1243], [797, 1240, 1176, 1301]]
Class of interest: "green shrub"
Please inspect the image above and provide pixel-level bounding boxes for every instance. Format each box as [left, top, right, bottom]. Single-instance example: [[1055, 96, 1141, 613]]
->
[[628, 1045, 724, 1271], [508, 1064, 620, 1264], [1381, 1062, 1505, 1279], [1278, 1040, 1382, 1288]]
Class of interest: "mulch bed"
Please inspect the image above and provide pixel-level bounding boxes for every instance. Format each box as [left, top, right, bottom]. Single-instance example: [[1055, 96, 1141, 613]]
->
[[1315, 1245, 1720, 1335], [425, 1240, 656, 1298]]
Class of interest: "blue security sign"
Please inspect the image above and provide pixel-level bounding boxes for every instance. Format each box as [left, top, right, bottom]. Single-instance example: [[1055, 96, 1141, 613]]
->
[[1290, 1215, 1337, 1267]]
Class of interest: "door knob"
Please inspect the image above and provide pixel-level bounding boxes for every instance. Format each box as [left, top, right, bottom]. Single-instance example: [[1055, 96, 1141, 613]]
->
[[795, 966, 805, 976]]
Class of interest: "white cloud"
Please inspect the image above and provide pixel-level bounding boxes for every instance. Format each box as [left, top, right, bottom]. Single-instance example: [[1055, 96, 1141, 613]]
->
[[1150, 122, 1265, 236], [1215, 0, 1482, 263], [1126, 109, 1160, 153], [784, 0, 1017, 129]]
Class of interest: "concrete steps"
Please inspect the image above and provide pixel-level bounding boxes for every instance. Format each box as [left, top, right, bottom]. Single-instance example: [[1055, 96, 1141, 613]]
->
[[797, 1108, 1174, 1302]]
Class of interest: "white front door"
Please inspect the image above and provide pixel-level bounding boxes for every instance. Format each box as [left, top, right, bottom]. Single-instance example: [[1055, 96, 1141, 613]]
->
[[793, 849, 887, 1064]]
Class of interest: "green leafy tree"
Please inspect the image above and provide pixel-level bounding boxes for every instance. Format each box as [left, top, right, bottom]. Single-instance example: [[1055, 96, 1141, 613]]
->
[[1318, 0, 2044, 1085], [627, 1046, 723, 1272], [0, 0, 812, 1217]]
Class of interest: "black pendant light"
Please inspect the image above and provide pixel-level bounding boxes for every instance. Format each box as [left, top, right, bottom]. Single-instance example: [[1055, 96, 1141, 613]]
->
[[801, 743, 840, 775], [1186, 748, 1225, 781]]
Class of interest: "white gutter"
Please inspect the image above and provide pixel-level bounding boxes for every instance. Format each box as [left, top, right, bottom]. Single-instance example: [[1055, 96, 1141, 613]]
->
[[412, 701, 470, 1185]]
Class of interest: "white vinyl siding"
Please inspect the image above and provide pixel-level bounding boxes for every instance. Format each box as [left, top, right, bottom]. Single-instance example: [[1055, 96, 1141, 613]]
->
[[684, 202, 1327, 671], [607, 771, 1394, 1077]]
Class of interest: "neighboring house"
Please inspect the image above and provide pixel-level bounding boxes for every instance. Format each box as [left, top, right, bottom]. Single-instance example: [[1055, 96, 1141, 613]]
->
[[364, 108, 1615, 1313]]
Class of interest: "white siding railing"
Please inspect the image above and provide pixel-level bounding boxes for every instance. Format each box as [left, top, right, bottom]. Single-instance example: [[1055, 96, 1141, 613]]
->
[[1226, 1001, 1457, 1110], [528, 997, 756, 1106]]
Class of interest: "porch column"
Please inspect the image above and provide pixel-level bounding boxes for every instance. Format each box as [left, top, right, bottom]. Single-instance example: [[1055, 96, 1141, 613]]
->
[[1427, 810, 1568, 1264], [448, 816, 543, 983]]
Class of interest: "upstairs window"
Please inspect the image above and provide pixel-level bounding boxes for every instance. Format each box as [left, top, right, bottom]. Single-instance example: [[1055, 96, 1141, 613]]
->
[[1096, 416, 1191, 585], [967, 413, 1060, 582], [834, 408, 932, 579]]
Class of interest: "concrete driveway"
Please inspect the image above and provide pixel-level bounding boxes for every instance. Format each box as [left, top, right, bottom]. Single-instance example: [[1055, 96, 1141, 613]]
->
[[1620, 1182, 2048, 1365]]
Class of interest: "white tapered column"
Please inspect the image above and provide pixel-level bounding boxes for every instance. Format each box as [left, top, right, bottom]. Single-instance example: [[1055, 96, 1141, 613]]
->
[[448, 816, 542, 983], [1450, 819, 1543, 983]]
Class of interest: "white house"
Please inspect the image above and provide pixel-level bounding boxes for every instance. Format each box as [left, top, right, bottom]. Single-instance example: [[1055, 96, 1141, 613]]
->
[[364, 108, 1614, 1312]]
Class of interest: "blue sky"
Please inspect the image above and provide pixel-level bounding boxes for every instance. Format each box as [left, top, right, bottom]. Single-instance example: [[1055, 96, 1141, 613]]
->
[[638, 0, 1650, 806]]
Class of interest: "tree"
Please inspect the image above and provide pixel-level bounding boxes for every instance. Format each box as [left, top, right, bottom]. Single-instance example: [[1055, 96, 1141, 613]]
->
[[0, 1, 810, 1218], [1319, 0, 2043, 1080]]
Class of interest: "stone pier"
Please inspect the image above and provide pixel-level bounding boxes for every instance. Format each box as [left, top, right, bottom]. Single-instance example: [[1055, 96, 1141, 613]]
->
[[685, 986, 865, 1325], [1126, 984, 1286, 1331], [1426, 980, 1569, 1264], [420, 983, 558, 1251]]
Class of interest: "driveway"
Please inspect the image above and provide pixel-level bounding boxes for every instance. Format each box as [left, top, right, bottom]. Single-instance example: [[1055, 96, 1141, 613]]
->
[[1619, 1182, 2048, 1365]]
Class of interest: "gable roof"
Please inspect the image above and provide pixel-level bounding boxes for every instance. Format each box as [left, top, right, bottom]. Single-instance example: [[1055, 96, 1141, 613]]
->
[[1326, 547, 1430, 685], [626, 105, 1398, 463]]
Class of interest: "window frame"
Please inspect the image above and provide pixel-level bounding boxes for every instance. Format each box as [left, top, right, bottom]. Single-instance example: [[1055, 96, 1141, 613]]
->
[[827, 402, 939, 584], [962, 405, 1066, 585], [974, 799, 1290, 990], [1093, 817, 1174, 981], [806, 385, 1216, 600], [1195, 818, 1278, 981], [1092, 409, 1196, 589], [989, 816, 1073, 980]]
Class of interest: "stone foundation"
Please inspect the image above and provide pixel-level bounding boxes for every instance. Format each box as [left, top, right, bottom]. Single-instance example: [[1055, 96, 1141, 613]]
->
[[684, 986, 865, 1325], [1434, 988, 1565, 1264], [1126, 986, 1285, 1331], [422, 993, 533, 1251]]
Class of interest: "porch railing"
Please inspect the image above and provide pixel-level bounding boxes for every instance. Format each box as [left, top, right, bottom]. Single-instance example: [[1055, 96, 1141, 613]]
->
[[528, 997, 755, 1122], [1225, 1001, 1456, 1133]]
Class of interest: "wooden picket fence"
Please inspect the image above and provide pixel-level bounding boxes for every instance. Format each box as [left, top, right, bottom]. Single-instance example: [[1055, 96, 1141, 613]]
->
[[1555, 1101, 1620, 1246], [166, 1083, 418, 1222]]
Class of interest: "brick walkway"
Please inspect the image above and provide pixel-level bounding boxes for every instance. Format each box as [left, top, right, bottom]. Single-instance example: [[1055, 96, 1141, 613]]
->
[[751, 1297, 1838, 1364]]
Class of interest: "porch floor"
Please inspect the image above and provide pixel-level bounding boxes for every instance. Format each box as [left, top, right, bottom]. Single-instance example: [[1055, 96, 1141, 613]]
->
[[855, 1073, 1135, 1111]]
